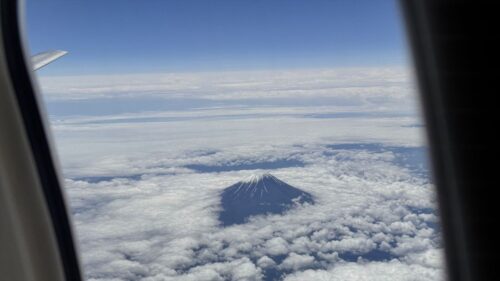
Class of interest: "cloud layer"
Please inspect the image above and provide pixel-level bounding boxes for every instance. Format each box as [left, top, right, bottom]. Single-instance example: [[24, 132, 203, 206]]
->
[[65, 143, 442, 280], [39, 67, 413, 102], [36, 67, 443, 280]]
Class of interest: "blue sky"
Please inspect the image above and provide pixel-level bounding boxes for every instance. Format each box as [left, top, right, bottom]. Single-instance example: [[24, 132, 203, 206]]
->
[[26, 0, 407, 75]]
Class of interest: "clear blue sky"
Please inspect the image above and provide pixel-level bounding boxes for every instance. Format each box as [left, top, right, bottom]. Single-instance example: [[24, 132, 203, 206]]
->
[[26, 0, 407, 75]]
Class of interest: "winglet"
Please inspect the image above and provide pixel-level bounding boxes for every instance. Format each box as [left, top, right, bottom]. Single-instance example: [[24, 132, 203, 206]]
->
[[31, 50, 68, 70]]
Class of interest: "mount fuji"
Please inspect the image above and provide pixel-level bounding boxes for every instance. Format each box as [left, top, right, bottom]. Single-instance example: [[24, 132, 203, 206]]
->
[[218, 173, 314, 227]]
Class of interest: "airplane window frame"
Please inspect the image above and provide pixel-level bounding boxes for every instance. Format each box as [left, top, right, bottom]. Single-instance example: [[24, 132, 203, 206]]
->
[[1, 0, 495, 280], [0, 0, 82, 280]]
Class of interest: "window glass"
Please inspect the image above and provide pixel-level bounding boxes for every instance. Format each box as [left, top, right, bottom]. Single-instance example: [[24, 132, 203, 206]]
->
[[27, 1, 444, 280]]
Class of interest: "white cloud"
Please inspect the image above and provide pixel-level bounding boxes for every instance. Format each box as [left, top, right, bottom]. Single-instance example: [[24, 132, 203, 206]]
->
[[283, 260, 444, 281], [34, 67, 442, 280], [152, 258, 262, 281], [65, 143, 442, 280], [256, 256, 276, 269], [324, 237, 377, 254], [38, 67, 414, 105], [263, 237, 289, 256], [279, 253, 316, 271]]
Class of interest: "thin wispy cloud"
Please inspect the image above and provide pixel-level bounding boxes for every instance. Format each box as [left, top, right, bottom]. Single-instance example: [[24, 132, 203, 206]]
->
[[38, 67, 414, 106]]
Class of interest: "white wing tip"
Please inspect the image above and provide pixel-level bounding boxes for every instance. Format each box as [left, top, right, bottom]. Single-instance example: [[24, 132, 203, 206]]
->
[[31, 50, 68, 70]]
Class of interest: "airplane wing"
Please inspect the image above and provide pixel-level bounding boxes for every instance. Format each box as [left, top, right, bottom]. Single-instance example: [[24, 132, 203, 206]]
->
[[31, 50, 68, 70]]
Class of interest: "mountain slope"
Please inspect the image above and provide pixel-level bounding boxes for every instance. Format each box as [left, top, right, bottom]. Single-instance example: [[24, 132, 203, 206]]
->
[[219, 173, 314, 226]]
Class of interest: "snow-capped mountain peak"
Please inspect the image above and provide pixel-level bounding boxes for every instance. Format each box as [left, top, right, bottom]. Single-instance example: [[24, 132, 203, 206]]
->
[[219, 173, 314, 226]]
